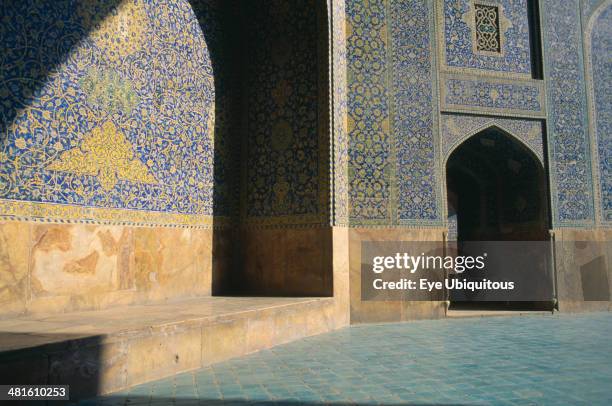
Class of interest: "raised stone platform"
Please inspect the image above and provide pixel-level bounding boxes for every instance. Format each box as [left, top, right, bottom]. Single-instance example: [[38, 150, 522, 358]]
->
[[0, 296, 343, 400]]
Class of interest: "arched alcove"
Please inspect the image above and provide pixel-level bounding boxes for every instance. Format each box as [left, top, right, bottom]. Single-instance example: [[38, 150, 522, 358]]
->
[[445, 126, 553, 310], [190, 0, 333, 297], [446, 126, 548, 241]]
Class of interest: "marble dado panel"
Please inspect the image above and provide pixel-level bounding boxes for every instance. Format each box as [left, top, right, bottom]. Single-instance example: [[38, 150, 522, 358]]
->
[[0, 221, 29, 315], [0, 220, 214, 317], [551, 227, 612, 312], [439, 73, 546, 118], [348, 227, 447, 324], [239, 227, 333, 297]]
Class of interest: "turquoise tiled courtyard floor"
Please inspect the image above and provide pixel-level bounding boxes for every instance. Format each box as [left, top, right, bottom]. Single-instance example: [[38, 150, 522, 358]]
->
[[86, 313, 611, 405]]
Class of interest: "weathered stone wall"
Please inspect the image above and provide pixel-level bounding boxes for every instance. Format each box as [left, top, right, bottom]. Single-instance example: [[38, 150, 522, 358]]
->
[[348, 227, 447, 323], [0, 221, 217, 317], [553, 228, 612, 312]]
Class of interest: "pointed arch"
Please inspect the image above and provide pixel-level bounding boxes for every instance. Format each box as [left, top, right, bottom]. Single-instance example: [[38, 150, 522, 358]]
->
[[440, 115, 545, 168], [440, 115, 548, 226], [444, 124, 545, 171], [443, 124, 550, 241]]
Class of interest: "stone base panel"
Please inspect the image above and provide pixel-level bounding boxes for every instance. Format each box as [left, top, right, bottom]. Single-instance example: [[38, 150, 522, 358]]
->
[[0, 296, 348, 399]]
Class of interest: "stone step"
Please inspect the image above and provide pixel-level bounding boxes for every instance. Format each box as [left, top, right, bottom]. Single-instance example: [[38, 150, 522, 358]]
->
[[0, 296, 342, 400]]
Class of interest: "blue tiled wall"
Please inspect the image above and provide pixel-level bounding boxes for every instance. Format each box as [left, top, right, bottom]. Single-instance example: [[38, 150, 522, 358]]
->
[[0, 0, 227, 225], [585, 2, 612, 224], [542, 0, 595, 226], [346, 0, 440, 226], [441, 0, 532, 75], [242, 0, 327, 225]]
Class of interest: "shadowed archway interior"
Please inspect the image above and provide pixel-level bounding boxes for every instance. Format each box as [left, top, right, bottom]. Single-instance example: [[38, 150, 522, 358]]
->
[[189, 0, 333, 297], [445, 126, 553, 310], [446, 126, 549, 242]]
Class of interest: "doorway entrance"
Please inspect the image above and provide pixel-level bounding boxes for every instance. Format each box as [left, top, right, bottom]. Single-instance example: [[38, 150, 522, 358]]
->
[[445, 126, 553, 310]]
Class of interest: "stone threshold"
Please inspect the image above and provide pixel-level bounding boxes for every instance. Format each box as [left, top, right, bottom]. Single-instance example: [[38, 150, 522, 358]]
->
[[0, 296, 340, 399]]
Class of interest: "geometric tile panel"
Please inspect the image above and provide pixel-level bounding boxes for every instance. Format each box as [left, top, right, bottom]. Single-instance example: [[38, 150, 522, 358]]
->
[[346, 0, 393, 223], [391, 0, 440, 224], [474, 3, 502, 53]]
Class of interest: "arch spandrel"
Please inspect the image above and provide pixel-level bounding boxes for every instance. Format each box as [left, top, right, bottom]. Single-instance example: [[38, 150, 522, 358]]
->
[[441, 114, 545, 167]]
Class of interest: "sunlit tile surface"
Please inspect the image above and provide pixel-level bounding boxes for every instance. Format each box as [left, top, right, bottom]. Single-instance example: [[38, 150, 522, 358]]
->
[[85, 313, 612, 405]]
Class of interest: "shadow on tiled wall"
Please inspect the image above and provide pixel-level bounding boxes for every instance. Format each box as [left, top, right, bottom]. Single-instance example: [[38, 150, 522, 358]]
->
[[0, 0, 124, 138]]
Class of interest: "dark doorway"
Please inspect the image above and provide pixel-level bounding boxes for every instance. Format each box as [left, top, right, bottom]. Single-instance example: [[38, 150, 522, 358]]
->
[[446, 126, 553, 310]]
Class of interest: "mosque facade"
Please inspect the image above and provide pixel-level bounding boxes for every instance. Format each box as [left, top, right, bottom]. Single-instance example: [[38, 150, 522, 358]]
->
[[0, 0, 610, 322]]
